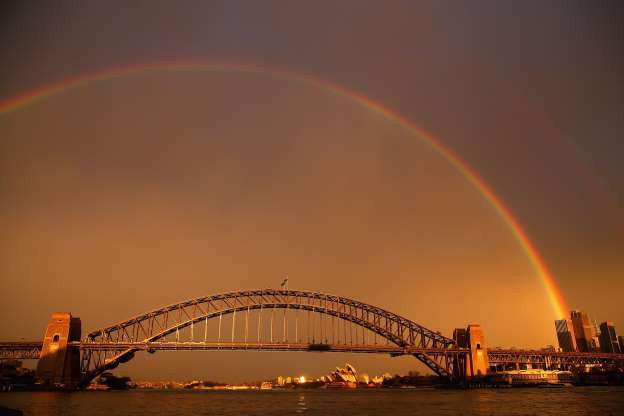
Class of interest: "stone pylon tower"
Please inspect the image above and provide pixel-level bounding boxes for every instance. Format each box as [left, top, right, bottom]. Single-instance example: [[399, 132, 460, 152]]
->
[[36, 312, 82, 388], [466, 324, 489, 377], [452, 325, 489, 380]]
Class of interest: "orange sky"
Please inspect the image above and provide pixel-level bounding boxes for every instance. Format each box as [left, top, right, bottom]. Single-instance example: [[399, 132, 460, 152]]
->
[[0, 71, 588, 380]]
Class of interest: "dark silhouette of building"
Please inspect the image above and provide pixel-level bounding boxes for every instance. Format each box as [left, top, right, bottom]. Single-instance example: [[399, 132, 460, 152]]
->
[[571, 310, 594, 352], [599, 322, 621, 353], [555, 319, 577, 352], [619, 336, 624, 353]]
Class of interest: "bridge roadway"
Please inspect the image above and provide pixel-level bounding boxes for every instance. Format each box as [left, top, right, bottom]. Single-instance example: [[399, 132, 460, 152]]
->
[[6, 290, 623, 387], [0, 342, 43, 360], [76, 341, 466, 356], [0, 341, 465, 356], [2, 341, 624, 367], [487, 348, 624, 367]]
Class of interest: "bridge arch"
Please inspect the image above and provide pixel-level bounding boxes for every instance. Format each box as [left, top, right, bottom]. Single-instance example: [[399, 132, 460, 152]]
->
[[79, 289, 462, 385]]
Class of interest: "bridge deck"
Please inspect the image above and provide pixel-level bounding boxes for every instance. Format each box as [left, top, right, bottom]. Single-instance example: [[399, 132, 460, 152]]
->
[[2, 341, 623, 362], [0, 342, 44, 360], [488, 349, 624, 365], [74, 341, 468, 355]]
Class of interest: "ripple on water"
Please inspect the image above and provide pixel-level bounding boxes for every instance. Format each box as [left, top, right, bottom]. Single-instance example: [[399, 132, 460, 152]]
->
[[0, 387, 623, 416]]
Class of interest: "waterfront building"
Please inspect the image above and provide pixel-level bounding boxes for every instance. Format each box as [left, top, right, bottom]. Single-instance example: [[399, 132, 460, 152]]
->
[[554, 319, 577, 352], [371, 375, 385, 384], [599, 322, 621, 353], [327, 363, 358, 388], [570, 310, 594, 352]]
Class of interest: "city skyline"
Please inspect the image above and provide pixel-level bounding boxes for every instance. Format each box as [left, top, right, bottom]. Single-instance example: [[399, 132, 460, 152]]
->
[[556, 309, 622, 355]]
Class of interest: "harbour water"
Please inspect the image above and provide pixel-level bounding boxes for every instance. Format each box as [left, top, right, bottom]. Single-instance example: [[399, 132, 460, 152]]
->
[[1, 387, 623, 416]]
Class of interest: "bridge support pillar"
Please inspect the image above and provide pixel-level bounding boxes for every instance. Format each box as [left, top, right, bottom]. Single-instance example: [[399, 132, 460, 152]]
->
[[453, 324, 489, 380], [466, 324, 489, 378], [36, 312, 81, 388]]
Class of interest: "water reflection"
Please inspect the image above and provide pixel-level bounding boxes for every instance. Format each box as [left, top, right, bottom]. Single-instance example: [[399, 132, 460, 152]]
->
[[296, 393, 307, 413], [0, 388, 622, 415]]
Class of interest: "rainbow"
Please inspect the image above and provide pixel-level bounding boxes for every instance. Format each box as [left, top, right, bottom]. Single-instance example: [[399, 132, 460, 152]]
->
[[0, 60, 569, 319]]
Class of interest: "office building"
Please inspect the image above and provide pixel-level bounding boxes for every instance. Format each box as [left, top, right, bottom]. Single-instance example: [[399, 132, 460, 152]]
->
[[590, 320, 601, 351], [599, 322, 621, 353], [570, 310, 594, 352], [554, 319, 577, 352]]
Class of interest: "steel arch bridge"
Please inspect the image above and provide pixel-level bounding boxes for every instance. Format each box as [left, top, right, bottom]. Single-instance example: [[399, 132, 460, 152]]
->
[[78, 289, 467, 386]]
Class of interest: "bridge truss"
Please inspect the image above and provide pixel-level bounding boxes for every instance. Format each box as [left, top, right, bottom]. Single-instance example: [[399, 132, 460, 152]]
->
[[488, 349, 624, 369], [3, 287, 624, 388], [0, 342, 42, 360], [79, 289, 464, 385]]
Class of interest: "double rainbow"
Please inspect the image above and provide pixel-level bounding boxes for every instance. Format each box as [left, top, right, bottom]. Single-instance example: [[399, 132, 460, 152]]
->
[[0, 60, 569, 319]]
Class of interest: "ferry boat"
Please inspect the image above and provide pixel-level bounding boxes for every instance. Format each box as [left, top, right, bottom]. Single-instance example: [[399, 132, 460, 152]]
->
[[490, 369, 574, 386]]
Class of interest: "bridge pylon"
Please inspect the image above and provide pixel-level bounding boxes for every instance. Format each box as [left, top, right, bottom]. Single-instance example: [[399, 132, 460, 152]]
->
[[36, 312, 82, 388], [453, 324, 489, 380]]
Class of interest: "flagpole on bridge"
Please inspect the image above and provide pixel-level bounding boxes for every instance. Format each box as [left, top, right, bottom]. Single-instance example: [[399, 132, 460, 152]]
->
[[280, 276, 289, 290]]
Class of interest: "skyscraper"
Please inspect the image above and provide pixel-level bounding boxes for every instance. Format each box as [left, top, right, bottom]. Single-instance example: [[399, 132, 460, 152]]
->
[[570, 310, 594, 352], [591, 320, 601, 351], [599, 322, 621, 353], [554, 319, 577, 352]]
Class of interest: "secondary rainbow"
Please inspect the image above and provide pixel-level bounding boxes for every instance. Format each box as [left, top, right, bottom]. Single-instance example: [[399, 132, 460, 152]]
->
[[0, 60, 570, 319]]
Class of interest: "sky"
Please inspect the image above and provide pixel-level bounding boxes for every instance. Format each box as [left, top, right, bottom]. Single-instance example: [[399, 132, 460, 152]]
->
[[0, 1, 622, 382]]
